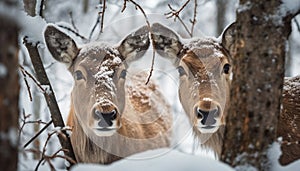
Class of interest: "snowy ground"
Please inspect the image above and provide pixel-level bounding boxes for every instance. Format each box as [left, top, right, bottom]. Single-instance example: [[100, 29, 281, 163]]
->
[[1, 0, 299, 170]]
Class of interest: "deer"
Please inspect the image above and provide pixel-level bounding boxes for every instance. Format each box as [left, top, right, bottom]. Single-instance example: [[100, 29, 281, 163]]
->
[[151, 23, 300, 163], [151, 23, 231, 158], [44, 25, 172, 164]]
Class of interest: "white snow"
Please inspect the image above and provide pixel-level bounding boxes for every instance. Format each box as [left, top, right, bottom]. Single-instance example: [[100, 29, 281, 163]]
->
[[0, 63, 8, 78], [41, 85, 52, 94], [268, 142, 300, 171], [9, 0, 300, 170], [71, 148, 234, 171], [281, 0, 300, 15], [0, 2, 47, 44]]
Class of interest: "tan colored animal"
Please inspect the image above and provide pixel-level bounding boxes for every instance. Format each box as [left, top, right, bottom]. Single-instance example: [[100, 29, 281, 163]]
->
[[151, 23, 231, 157], [44, 25, 172, 164], [151, 23, 300, 163]]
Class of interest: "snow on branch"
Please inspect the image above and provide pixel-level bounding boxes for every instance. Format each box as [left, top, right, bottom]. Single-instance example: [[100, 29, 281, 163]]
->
[[23, 37, 77, 166]]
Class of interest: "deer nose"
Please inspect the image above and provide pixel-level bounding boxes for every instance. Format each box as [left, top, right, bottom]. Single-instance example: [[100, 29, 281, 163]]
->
[[93, 109, 117, 127], [195, 107, 219, 126]]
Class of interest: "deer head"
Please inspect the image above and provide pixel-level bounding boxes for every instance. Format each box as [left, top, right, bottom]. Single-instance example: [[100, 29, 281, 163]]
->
[[151, 23, 234, 134], [44, 25, 149, 137]]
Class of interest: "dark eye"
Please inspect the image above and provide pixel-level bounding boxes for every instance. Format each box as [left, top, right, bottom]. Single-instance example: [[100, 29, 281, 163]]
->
[[74, 70, 84, 80], [223, 64, 231, 74], [177, 66, 186, 76], [119, 69, 126, 79]]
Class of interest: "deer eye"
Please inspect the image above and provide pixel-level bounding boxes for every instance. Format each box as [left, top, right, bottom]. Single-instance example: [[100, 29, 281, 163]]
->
[[74, 70, 85, 80], [223, 64, 231, 74], [119, 69, 126, 79], [177, 66, 186, 76]]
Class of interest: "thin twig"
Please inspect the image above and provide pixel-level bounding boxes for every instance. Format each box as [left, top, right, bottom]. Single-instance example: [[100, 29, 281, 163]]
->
[[177, 16, 192, 37], [19, 67, 33, 101], [294, 18, 300, 33], [19, 110, 32, 138], [57, 24, 88, 41], [23, 120, 53, 148], [165, 0, 191, 19], [89, 15, 100, 40], [121, 0, 156, 85], [19, 65, 45, 93], [68, 11, 79, 32], [165, 3, 192, 37], [190, 0, 198, 37], [39, 0, 45, 18], [100, 0, 106, 33]]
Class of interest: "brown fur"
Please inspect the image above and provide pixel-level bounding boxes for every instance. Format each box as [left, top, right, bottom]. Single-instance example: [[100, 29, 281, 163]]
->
[[152, 23, 230, 158], [278, 76, 300, 165], [152, 23, 300, 163], [67, 73, 172, 164], [44, 25, 172, 164]]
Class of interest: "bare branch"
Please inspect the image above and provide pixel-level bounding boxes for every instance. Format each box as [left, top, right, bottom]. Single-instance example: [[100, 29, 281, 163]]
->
[[190, 0, 197, 37], [39, 0, 45, 18], [19, 110, 32, 138], [165, 2, 193, 37], [19, 67, 33, 101], [23, 120, 53, 148], [121, 0, 157, 85], [68, 11, 79, 32], [165, 0, 191, 19], [100, 0, 106, 33], [57, 24, 88, 41], [23, 37, 77, 165], [294, 18, 300, 33], [19, 64, 45, 93], [89, 15, 100, 40]]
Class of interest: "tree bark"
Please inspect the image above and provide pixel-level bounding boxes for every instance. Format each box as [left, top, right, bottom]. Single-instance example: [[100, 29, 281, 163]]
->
[[221, 0, 294, 170], [0, 16, 19, 171], [23, 40, 77, 166], [216, 0, 227, 36]]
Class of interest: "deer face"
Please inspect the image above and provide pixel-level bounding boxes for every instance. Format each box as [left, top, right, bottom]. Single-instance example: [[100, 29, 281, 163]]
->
[[152, 23, 232, 134], [44, 25, 149, 137]]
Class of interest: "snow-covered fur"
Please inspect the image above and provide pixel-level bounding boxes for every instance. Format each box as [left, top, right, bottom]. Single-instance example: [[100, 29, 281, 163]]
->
[[151, 23, 231, 158], [44, 25, 172, 164]]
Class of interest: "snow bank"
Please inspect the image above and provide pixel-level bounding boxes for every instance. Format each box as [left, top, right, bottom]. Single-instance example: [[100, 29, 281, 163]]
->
[[269, 142, 300, 171], [71, 148, 234, 171]]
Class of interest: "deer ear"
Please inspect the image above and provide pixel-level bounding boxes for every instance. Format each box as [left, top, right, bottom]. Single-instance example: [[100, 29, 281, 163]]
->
[[44, 25, 78, 67], [151, 23, 184, 64], [118, 25, 150, 62], [221, 22, 236, 54]]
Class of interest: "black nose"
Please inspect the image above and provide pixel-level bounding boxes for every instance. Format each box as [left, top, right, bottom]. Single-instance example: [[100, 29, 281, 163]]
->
[[196, 108, 218, 125], [93, 109, 117, 127]]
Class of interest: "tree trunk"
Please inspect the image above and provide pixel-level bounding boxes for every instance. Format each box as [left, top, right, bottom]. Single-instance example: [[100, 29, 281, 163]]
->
[[0, 16, 19, 171], [216, 0, 227, 36], [221, 0, 294, 170]]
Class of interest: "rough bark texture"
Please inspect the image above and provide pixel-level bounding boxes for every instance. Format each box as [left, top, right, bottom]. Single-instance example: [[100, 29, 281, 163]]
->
[[278, 76, 300, 165], [0, 16, 19, 171], [221, 0, 293, 170]]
